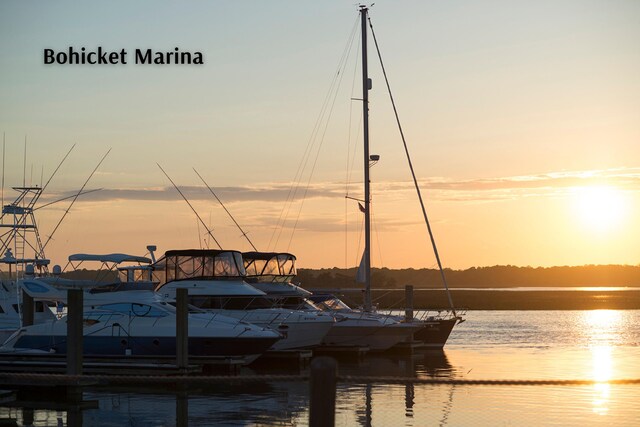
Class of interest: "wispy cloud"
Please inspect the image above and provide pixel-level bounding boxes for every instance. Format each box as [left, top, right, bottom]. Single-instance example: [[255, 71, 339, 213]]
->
[[35, 167, 640, 205], [385, 167, 640, 202]]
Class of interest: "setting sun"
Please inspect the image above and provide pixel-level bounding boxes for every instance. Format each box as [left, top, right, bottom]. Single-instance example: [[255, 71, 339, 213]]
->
[[573, 186, 627, 233]]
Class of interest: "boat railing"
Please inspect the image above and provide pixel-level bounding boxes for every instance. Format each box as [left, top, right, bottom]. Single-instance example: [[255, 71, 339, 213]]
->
[[376, 307, 466, 322], [230, 309, 293, 327]]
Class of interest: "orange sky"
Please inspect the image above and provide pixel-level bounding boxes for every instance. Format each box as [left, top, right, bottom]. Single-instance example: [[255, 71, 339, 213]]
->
[[1, 1, 639, 269]]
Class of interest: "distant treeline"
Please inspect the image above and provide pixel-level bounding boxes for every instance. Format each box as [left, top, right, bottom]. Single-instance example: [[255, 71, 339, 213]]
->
[[296, 265, 640, 289], [4, 264, 640, 289]]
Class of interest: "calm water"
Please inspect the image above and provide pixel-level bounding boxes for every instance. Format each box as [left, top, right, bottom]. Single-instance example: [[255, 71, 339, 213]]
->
[[2, 310, 640, 426]]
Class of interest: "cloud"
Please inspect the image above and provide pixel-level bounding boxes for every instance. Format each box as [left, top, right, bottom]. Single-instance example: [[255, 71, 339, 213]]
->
[[37, 182, 351, 205], [34, 167, 640, 206], [378, 167, 640, 202]]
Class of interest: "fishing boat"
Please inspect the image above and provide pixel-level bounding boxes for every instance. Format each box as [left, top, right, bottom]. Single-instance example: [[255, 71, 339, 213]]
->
[[155, 249, 335, 351], [0, 186, 59, 342]]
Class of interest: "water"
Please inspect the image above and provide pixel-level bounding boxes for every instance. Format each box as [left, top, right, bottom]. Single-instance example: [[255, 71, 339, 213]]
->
[[2, 310, 640, 426]]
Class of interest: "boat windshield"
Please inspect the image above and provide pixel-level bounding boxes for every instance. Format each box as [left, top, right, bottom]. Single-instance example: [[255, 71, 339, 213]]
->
[[313, 297, 351, 311], [244, 252, 296, 283], [164, 250, 246, 282]]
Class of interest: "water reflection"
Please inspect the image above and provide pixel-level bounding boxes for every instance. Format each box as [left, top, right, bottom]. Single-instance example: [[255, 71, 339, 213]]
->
[[582, 309, 623, 346], [337, 351, 458, 427], [582, 310, 621, 416], [3, 311, 640, 426]]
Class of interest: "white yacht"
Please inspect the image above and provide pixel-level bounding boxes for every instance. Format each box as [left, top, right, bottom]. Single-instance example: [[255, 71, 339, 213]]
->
[[155, 249, 335, 351], [2, 278, 281, 363], [244, 252, 419, 351]]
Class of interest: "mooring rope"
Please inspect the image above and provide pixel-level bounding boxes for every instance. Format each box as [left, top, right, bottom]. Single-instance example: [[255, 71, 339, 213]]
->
[[2, 372, 640, 386]]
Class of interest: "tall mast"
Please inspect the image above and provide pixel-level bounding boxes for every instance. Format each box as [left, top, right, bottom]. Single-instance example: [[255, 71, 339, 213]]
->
[[360, 5, 373, 312]]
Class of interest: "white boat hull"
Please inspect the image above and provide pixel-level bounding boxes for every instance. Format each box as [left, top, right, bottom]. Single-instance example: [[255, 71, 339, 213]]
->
[[322, 318, 418, 350], [201, 309, 335, 351]]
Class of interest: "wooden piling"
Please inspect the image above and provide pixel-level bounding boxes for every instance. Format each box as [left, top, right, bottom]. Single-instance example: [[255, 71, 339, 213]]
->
[[66, 289, 83, 376], [176, 388, 188, 427], [66, 288, 84, 403], [405, 285, 414, 322], [309, 356, 337, 427], [176, 288, 188, 372]]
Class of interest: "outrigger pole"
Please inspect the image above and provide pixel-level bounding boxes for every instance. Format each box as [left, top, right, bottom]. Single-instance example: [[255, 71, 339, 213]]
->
[[193, 168, 258, 251], [157, 163, 223, 250]]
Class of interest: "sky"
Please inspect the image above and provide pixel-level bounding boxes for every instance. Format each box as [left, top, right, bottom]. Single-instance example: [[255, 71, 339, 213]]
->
[[0, 0, 639, 270]]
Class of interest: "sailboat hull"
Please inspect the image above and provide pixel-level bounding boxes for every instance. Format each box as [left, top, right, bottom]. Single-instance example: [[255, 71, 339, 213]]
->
[[321, 321, 418, 351], [412, 318, 458, 349]]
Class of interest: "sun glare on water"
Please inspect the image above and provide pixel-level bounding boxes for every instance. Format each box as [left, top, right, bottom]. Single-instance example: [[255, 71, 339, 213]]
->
[[581, 310, 623, 416], [572, 186, 627, 233]]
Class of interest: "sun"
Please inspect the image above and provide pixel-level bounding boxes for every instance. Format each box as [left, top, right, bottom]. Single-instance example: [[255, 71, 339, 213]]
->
[[573, 186, 627, 232]]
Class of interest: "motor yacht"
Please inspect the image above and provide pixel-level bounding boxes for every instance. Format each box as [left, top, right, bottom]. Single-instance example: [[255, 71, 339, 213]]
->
[[154, 249, 334, 351], [244, 252, 419, 351], [1, 264, 281, 364]]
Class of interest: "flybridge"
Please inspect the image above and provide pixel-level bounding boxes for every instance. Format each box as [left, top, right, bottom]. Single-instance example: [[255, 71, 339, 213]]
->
[[43, 47, 204, 65]]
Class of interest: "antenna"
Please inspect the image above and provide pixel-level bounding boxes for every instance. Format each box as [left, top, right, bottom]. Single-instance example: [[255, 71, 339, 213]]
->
[[1, 133, 5, 219], [42, 148, 111, 251], [22, 136, 26, 188], [193, 168, 257, 251], [156, 163, 223, 250]]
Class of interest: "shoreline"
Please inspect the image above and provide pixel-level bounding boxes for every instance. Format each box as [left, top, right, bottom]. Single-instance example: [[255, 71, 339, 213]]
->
[[325, 289, 640, 310]]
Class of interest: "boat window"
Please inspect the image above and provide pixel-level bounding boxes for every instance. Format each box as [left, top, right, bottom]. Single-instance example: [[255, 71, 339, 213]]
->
[[322, 298, 351, 311], [225, 296, 273, 310], [118, 266, 154, 283], [263, 258, 280, 276], [189, 296, 224, 309], [244, 254, 296, 282], [214, 256, 233, 276], [277, 254, 296, 275], [244, 259, 258, 276], [35, 301, 47, 313], [166, 251, 245, 282]]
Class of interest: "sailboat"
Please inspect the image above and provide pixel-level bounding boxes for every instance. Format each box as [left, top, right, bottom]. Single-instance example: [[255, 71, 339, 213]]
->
[[350, 5, 462, 348]]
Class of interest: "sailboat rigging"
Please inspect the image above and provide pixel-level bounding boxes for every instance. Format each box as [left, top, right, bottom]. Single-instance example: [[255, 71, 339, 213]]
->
[[355, 5, 462, 336]]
